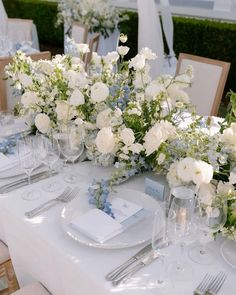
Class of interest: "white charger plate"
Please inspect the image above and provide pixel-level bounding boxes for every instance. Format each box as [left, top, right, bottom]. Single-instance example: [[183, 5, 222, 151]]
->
[[220, 239, 236, 269], [61, 188, 160, 249]]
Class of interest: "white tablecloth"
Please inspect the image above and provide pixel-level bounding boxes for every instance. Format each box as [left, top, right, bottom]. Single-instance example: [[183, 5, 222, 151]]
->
[[0, 162, 235, 294]]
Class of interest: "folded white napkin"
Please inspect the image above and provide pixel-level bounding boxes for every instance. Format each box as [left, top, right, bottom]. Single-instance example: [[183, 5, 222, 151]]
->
[[0, 153, 19, 173], [70, 208, 123, 243]]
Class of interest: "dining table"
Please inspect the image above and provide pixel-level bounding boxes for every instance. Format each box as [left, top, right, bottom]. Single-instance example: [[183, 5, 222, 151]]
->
[[0, 157, 235, 295]]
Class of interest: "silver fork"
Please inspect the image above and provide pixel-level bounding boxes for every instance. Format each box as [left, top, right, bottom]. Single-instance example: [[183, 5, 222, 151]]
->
[[25, 186, 79, 218], [193, 273, 214, 295], [205, 272, 227, 295]]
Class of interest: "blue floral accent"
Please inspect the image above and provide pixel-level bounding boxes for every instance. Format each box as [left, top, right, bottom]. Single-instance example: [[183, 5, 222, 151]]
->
[[88, 179, 114, 218], [0, 134, 20, 155]]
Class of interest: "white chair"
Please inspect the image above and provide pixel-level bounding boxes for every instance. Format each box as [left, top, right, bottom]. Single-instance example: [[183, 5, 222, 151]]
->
[[11, 282, 51, 295], [85, 33, 100, 65], [71, 22, 89, 44], [176, 53, 230, 116], [0, 240, 19, 294], [0, 51, 51, 111], [0, 0, 39, 50]]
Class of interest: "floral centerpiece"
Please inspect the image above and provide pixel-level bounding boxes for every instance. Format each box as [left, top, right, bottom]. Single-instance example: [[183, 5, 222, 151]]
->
[[57, 0, 128, 38], [5, 38, 236, 240]]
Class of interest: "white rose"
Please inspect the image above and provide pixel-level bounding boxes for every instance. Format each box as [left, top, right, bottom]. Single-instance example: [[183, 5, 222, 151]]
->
[[221, 123, 236, 145], [129, 143, 143, 154], [120, 128, 135, 146], [143, 121, 176, 156], [21, 91, 40, 108], [90, 82, 109, 103], [69, 89, 85, 106], [117, 46, 130, 56], [55, 101, 71, 121], [177, 157, 195, 183], [18, 73, 33, 87], [35, 113, 51, 134], [129, 54, 146, 71], [192, 160, 213, 186], [96, 108, 112, 129], [140, 47, 157, 60], [95, 127, 116, 154]]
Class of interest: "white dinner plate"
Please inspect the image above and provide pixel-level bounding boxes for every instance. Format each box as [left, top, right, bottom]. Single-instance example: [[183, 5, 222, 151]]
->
[[220, 238, 236, 269], [61, 188, 160, 249]]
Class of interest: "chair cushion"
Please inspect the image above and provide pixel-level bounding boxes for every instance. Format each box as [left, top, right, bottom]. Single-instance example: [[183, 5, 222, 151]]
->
[[0, 241, 10, 264], [12, 282, 50, 295]]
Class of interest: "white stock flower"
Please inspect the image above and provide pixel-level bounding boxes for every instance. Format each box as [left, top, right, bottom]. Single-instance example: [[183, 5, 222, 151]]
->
[[96, 108, 112, 129], [18, 73, 33, 87], [21, 91, 40, 108], [69, 89, 85, 106], [35, 113, 51, 134], [129, 54, 146, 71], [95, 127, 116, 154], [117, 46, 130, 56], [198, 183, 216, 206], [140, 47, 157, 60], [120, 128, 135, 146], [90, 82, 109, 103], [55, 101, 71, 121], [143, 121, 176, 156]]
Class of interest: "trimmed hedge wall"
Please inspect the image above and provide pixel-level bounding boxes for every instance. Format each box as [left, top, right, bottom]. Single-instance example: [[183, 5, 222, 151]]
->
[[3, 0, 236, 102]]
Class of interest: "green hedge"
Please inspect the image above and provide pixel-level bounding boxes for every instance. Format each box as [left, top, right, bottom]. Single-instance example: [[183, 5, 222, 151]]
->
[[3, 0, 236, 102]]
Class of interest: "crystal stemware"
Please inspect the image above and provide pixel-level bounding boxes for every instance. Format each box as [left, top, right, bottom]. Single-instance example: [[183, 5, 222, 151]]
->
[[189, 199, 227, 265], [17, 136, 41, 200], [57, 125, 84, 184]]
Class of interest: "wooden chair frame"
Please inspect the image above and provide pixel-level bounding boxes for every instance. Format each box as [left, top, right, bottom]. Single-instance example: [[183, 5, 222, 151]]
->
[[71, 22, 89, 44], [176, 53, 230, 116], [0, 51, 51, 111], [86, 33, 100, 65]]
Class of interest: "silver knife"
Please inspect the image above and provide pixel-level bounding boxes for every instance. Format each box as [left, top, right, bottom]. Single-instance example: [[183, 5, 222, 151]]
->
[[0, 171, 58, 193], [106, 242, 152, 281], [112, 250, 160, 286]]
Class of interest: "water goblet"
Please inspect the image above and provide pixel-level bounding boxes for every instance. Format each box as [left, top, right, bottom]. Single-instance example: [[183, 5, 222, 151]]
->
[[189, 199, 227, 265], [17, 136, 41, 200], [57, 125, 84, 184]]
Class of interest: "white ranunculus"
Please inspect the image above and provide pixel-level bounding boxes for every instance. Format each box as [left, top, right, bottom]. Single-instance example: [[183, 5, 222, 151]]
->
[[90, 82, 109, 103], [35, 113, 51, 134], [129, 54, 146, 71], [198, 183, 216, 206], [96, 108, 112, 129], [177, 157, 195, 183], [55, 101, 71, 121], [117, 46, 130, 56], [140, 47, 157, 60], [192, 160, 213, 186], [18, 73, 33, 87], [129, 143, 143, 154], [95, 127, 116, 154], [21, 91, 40, 108], [69, 89, 85, 106], [143, 121, 176, 156], [120, 128, 135, 146]]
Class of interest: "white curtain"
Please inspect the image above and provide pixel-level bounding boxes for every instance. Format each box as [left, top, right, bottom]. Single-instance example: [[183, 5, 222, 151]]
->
[[137, 0, 164, 78]]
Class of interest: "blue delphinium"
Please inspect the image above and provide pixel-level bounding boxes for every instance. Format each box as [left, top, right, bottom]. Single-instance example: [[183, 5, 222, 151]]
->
[[88, 179, 114, 218]]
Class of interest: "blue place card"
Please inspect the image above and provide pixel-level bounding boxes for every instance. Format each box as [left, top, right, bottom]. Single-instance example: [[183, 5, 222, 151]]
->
[[145, 177, 165, 201]]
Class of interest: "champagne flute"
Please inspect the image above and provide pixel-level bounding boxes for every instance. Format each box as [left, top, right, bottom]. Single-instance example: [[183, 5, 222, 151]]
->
[[37, 133, 61, 192], [189, 199, 227, 265], [57, 125, 84, 184], [17, 136, 41, 200]]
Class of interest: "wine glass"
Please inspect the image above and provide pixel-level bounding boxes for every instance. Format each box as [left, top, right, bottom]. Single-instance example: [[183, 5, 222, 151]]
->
[[149, 207, 175, 293], [167, 186, 195, 280], [189, 199, 227, 265], [57, 125, 84, 184], [37, 133, 61, 192], [17, 136, 41, 200]]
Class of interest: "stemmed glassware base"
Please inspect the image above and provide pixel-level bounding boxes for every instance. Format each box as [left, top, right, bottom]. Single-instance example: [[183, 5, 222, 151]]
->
[[21, 189, 41, 201], [188, 245, 215, 265], [167, 260, 193, 281]]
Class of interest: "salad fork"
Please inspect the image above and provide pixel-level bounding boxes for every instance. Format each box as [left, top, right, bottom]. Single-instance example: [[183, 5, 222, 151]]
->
[[205, 272, 227, 295], [193, 273, 214, 295], [25, 186, 79, 218]]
